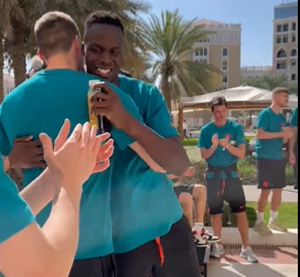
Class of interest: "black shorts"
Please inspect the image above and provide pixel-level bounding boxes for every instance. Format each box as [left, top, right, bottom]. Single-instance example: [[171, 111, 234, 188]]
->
[[69, 254, 116, 277], [174, 184, 195, 198], [114, 216, 200, 277], [206, 175, 246, 215], [257, 158, 286, 190]]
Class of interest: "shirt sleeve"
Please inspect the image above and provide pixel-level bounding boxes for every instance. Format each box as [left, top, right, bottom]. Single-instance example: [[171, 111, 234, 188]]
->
[[197, 127, 209, 149], [290, 108, 298, 127], [0, 167, 35, 244], [143, 86, 178, 138], [235, 124, 246, 146], [256, 110, 269, 131], [0, 103, 15, 156], [106, 82, 144, 150]]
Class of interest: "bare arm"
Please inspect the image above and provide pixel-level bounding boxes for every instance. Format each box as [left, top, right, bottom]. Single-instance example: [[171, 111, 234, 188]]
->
[[200, 145, 217, 160], [225, 144, 246, 159], [0, 185, 81, 277], [125, 117, 190, 176], [289, 127, 298, 155], [20, 169, 55, 215], [130, 142, 166, 173]]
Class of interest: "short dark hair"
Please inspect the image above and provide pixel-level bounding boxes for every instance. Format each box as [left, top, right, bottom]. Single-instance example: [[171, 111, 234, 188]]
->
[[272, 87, 290, 95], [84, 11, 124, 37], [34, 11, 80, 59], [210, 96, 228, 111]]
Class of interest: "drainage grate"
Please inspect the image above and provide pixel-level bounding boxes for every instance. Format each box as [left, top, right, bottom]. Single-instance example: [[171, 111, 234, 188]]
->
[[223, 245, 298, 258]]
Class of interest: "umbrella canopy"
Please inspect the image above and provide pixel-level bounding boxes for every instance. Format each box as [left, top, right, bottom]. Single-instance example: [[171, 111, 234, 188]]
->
[[179, 85, 298, 110]]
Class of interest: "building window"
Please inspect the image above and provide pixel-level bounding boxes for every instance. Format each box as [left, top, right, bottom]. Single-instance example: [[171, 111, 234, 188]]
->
[[276, 62, 286, 70], [282, 35, 288, 43], [291, 74, 297, 81], [203, 47, 208, 56], [222, 48, 228, 57], [277, 49, 287, 58], [276, 36, 282, 44], [292, 35, 296, 42], [291, 59, 297, 67], [277, 25, 282, 32], [290, 49, 297, 57], [222, 75, 228, 83], [283, 24, 289, 32], [292, 22, 296, 31], [222, 61, 228, 71]]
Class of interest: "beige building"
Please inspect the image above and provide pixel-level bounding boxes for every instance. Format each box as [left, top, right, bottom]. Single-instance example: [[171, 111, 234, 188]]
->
[[241, 66, 273, 78], [272, 1, 298, 82], [192, 19, 241, 90], [4, 73, 14, 96]]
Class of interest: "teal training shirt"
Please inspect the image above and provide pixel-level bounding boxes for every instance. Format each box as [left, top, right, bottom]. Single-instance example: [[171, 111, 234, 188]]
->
[[256, 107, 287, 160], [0, 69, 143, 260], [198, 120, 246, 169], [290, 107, 298, 154], [0, 157, 35, 244], [110, 76, 183, 254], [0, 156, 35, 277]]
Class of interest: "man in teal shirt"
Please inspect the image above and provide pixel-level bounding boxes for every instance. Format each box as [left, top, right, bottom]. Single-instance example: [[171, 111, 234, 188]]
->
[[254, 87, 294, 236], [0, 120, 113, 277], [289, 107, 298, 189], [84, 11, 199, 277], [0, 11, 144, 277], [3, 10, 196, 277], [198, 96, 257, 263]]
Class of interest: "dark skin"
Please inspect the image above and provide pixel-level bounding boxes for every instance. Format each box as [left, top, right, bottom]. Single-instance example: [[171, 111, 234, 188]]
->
[[7, 23, 190, 176], [84, 23, 190, 175]]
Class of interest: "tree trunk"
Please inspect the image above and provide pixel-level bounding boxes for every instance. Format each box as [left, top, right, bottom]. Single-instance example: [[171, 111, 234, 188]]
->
[[0, 31, 5, 103], [161, 75, 172, 112], [10, 21, 27, 87]]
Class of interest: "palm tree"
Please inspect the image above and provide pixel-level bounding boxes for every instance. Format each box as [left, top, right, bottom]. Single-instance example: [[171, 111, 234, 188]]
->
[[241, 74, 298, 94], [2, 0, 150, 89], [139, 10, 221, 110]]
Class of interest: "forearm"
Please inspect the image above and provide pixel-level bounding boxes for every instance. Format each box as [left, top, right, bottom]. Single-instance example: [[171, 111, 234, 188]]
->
[[225, 144, 245, 159], [20, 168, 55, 215], [124, 117, 190, 175], [200, 145, 217, 159], [42, 187, 81, 276], [130, 142, 166, 173], [256, 129, 283, 140], [289, 127, 297, 155]]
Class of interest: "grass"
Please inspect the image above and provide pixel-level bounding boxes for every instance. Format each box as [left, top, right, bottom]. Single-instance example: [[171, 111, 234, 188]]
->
[[206, 202, 298, 228]]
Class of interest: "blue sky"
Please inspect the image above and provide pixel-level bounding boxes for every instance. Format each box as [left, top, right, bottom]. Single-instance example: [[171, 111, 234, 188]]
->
[[146, 0, 289, 66]]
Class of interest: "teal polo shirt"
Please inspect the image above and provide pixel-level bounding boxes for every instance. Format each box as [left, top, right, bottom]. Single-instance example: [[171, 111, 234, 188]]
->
[[256, 107, 287, 160], [0, 69, 143, 260], [110, 76, 183, 253], [198, 120, 246, 169]]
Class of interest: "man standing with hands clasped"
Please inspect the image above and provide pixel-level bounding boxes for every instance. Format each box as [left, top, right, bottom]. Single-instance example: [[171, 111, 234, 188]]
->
[[198, 96, 257, 262], [254, 88, 294, 235]]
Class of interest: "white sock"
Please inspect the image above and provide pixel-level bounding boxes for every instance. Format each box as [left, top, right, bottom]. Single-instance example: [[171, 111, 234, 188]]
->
[[194, 222, 204, 232], [269, 211, 278, 222], [256, 211, 264, 224]]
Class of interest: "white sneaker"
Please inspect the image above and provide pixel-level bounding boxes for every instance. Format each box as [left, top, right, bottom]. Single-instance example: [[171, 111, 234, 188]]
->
[[240, 247, 258, 263], [210, 244, 224, 258]]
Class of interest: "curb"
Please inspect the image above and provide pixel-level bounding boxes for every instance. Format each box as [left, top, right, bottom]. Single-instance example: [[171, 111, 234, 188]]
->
[[205, 227, 298, 246]]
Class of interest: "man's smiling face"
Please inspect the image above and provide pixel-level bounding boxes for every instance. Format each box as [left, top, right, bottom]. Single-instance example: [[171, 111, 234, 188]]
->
[[84, 23, 124, 84]]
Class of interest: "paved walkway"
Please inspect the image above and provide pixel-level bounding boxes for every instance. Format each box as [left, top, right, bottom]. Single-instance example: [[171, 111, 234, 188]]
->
[[207, 246, 298, 277], [243, 185, 298, 202]]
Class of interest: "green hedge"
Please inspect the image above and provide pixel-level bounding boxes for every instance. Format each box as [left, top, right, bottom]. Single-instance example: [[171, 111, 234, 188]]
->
[[186, 157, 295, 186]]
